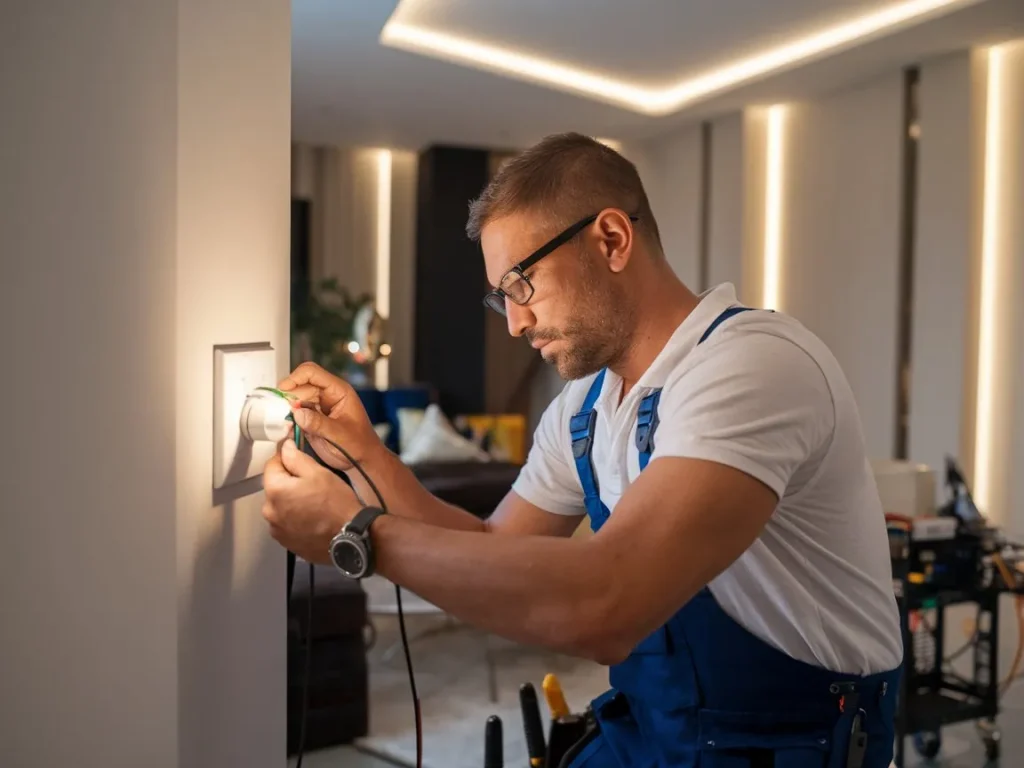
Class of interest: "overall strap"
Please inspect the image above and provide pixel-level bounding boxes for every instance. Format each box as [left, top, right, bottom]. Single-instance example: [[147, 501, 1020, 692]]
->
[[570, 369, 608, 530], [697, 305, 758, 344], [636, 305, 761, 471], [635, 390, 661, 470]]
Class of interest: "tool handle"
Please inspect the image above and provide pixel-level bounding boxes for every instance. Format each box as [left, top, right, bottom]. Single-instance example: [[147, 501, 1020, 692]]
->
[[484, 715, 503, 768], [542, 674, 570, 719], [546, 716, 588, 768], [519, 683, 547, 766]]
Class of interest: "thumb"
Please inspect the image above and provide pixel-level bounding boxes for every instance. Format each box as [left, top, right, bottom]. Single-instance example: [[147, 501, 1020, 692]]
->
[[279, 437, 321, 477]]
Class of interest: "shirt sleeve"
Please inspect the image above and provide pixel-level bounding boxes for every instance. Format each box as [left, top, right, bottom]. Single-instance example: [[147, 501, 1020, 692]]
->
[[511, 384, 588, 517], [650, 333, 835, 499]]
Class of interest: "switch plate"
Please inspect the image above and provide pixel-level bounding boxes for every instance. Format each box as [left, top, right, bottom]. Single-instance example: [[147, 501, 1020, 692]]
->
[[213, 342, 279, 490]]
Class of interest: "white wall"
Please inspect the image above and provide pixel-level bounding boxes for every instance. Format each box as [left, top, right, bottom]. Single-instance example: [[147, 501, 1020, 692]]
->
[[907, 52, 978, 494], [310, 146, 378, 296], [775, 74, 906, 459], [1, 2, 179, 764], [176, 2, 291, 767], [708, 113, 746, 292], [632, 127, 704, 288], [0, 1, 290, 766]]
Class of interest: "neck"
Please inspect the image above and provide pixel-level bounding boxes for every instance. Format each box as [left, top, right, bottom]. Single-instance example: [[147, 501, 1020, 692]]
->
[[611, 265, 701, 397]]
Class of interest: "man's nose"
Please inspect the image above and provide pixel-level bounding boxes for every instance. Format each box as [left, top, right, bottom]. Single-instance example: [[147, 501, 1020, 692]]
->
[[505, 299, 534, 338]]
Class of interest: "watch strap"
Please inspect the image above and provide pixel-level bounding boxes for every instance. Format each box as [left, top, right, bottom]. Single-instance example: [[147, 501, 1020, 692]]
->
[[345, 505, 386, 538]]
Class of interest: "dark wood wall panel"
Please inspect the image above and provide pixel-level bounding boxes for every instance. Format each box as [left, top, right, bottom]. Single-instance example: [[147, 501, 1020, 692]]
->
[[414, 145, 491, 415]]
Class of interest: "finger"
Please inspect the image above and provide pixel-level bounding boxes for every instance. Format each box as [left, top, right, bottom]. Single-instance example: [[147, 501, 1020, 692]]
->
[[262, 455, 292, 495], [279, 437, 323, 477], [262, 500, 279, 526], [283, 384, 322, 406], [291, 405, 347, 445], [307, 435, 351, 469], [279, 362, 352, 413]]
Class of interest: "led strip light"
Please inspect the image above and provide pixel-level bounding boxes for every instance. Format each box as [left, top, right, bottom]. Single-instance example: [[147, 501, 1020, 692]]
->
[[382, 0, 981, 116]]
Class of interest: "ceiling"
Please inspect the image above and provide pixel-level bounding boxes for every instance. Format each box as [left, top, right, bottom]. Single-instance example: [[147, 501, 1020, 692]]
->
[[291, 0, 1024, 152]]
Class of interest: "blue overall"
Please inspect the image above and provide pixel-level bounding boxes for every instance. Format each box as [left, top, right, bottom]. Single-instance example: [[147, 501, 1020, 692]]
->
[[566, 307, 902, 768]]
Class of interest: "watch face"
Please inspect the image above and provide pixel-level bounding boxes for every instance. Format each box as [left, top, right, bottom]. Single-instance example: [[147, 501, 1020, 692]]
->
[[331, 535, 369, 579]]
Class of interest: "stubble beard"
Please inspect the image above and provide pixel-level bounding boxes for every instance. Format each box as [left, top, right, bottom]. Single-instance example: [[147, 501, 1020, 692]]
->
[[546, 269, 635, 381]]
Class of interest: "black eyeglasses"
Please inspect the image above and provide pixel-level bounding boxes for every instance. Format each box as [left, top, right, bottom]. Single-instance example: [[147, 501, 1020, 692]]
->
[[482, 213, 638, 316]]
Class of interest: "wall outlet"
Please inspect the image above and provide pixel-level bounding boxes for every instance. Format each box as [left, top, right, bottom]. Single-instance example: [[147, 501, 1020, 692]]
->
[[213, 342, 279, 491]]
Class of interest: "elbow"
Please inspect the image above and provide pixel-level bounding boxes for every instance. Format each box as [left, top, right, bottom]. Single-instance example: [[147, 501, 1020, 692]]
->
[[582, 636, 633, 666], [556, 595, 636, 666]]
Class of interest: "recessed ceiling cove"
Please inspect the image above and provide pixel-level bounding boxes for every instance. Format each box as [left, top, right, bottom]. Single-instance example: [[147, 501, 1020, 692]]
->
[[380, 0, 985, 115]]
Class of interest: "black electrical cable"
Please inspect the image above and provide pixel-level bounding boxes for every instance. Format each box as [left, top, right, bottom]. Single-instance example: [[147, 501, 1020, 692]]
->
[[295, 560, 314, 768], [284, 408, 422, 768], [322, 437, 423, 768]]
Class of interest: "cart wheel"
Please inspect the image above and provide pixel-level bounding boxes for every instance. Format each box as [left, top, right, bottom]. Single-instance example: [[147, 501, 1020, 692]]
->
[[977, 719, 1000, 761], [913, 731, 941, 759], [983, 732, 1000, 761]]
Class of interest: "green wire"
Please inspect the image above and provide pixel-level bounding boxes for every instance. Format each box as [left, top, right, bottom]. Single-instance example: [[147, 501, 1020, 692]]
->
[[253, 385, 298, 401]]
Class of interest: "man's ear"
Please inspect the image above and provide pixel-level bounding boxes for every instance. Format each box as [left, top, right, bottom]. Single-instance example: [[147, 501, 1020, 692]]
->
[[594, 209, 635, 273]]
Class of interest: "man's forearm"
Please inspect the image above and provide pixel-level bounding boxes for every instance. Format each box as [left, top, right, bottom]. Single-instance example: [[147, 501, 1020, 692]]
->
[[348, 446, 487, 533], [373, 513, 627, 663]]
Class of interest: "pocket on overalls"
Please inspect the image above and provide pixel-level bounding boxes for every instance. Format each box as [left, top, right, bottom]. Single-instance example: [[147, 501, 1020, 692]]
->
[[609, 626, 699, 711], [696, 708, 832, 768]]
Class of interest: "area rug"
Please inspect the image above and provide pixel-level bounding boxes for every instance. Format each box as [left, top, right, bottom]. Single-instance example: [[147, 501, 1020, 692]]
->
[[354, 594, 610, 768]]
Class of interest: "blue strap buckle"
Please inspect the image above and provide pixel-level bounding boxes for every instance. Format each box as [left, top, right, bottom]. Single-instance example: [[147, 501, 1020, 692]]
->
[[634, 390, 662, 454], [571, 410, 598, 459]]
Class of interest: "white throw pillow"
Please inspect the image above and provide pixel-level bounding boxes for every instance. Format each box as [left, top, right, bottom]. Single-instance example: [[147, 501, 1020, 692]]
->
[[399, 404, 492, 464], [396, 407, 426, 454]]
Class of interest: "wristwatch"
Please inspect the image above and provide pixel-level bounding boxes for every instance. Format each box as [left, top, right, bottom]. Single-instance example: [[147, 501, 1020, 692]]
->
[[329, 506, 387, 579]]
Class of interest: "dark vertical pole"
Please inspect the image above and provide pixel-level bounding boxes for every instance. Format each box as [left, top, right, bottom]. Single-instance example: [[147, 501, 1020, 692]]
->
[[698, 121, 713, 292], [414, 146, 490, 415], [290, 199, 311, 319], [895, 67, 920, 459]]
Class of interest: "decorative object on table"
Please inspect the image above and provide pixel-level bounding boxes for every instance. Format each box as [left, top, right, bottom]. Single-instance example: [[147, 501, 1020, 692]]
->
[[454, 414, 527, 464], [290, 277, 391, 384]]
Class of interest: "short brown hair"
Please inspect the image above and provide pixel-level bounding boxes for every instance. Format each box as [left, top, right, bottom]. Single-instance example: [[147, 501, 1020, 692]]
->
[[466, 133, 662, 252]]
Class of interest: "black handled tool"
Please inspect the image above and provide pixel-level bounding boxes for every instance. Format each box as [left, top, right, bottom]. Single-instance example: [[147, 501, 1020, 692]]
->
[[541, 674, 588, 768], [520, 683, 547, 767], [484, 715, 503, 768]]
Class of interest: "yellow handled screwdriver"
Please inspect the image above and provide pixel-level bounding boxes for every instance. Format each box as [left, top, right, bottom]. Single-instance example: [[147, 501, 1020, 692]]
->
[[542, 674, 570, 719]]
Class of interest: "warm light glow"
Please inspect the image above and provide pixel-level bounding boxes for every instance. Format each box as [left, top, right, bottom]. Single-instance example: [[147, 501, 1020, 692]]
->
[[379, 343, 392, 358], [382, 0, 978, 116], [974, 44, 1009, 513], [375, 149, 392, 389], [763, 105, 787, 311]]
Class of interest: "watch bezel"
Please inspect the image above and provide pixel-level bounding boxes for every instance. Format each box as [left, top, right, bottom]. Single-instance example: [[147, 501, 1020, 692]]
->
[[329, 531, 372, 579]]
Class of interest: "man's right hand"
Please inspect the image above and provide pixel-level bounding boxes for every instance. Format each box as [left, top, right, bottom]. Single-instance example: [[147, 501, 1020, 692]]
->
[[278, 362, 384, 472]]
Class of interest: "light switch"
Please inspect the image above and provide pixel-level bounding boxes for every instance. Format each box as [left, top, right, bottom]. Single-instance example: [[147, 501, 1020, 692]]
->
[[213, 342, 279, 490]]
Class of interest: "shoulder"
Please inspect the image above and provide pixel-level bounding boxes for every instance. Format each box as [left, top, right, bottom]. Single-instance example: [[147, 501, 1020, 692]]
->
[[664, 311, 835, 405], [652, 314, 838, 497]]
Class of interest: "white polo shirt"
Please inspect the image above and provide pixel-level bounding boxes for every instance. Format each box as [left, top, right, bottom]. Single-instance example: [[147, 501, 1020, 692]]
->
[[513, 283, 903, 675]]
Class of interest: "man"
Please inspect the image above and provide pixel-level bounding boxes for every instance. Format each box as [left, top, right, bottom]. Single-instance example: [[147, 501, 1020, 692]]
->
[[263, 133, 903, 767]]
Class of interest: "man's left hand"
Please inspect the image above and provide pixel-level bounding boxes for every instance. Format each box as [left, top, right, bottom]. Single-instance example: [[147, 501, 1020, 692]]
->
[[262, 440, 360, 564]]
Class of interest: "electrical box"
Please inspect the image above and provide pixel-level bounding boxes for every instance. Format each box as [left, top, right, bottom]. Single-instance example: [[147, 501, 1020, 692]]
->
[[213, 342, 279, 491]]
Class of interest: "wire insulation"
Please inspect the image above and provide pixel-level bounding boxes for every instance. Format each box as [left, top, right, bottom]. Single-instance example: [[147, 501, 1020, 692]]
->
[[295, 562, 314, 768], [322, 437, 423, 768]]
